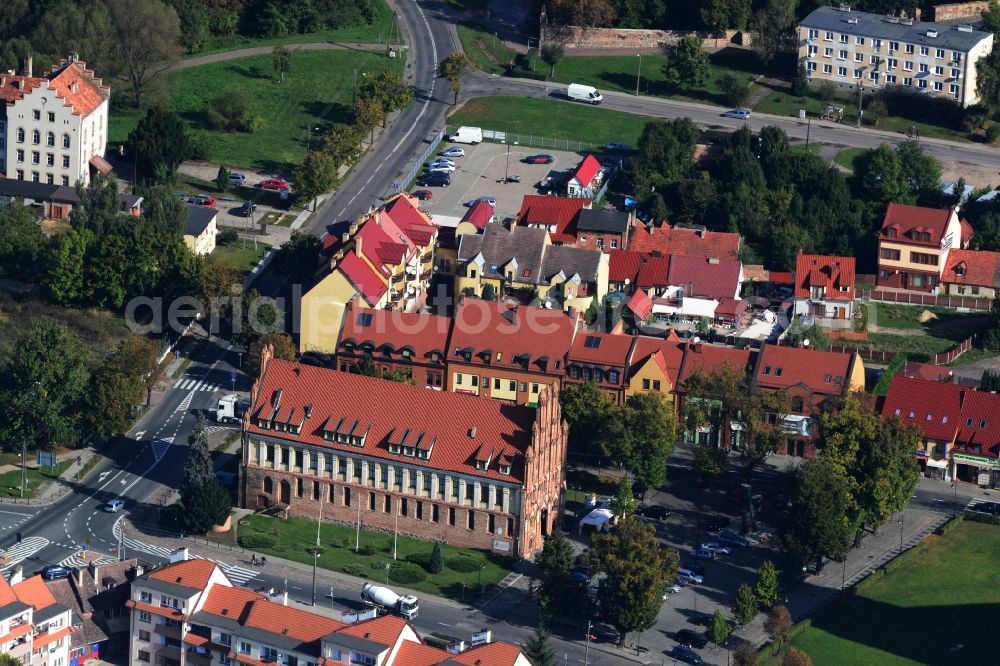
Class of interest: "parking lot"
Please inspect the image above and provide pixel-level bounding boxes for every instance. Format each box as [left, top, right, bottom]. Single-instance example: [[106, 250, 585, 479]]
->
[[413, 143, 590, 221]]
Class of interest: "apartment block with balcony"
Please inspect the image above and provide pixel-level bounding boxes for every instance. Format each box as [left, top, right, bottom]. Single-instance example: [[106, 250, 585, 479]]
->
[[128, 558, 532, 666], [0, 569, 73, 666], [798, 5, 993, 107], [876, 203, 967, 292]]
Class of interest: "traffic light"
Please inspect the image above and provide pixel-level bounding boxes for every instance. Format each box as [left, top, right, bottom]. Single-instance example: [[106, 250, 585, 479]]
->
[[16, 532, 22, 543]]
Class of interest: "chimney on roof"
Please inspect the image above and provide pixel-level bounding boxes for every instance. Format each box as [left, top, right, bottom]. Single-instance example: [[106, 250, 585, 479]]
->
[[349, 221, 359, 235], [68, 52, 79, 63], [169, 547, 189, 563], [707, 257, 720, 265], [17, 78, 24, 91], [70, 80, 78, 94], [9, 565, 23, 585], [89, 561, 100, 585], [22, 55, 31, 78], [697, 228, 706, 238], [342, 232, 350, 244], [469, 427, 477, 439]]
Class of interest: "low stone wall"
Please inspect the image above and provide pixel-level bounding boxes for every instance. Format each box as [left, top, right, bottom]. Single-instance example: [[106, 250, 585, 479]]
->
[[931, 1, 990, 21], [540, 22, 746, 51]]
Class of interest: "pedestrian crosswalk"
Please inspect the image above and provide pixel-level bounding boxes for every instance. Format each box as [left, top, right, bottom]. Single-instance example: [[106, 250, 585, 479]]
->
[[966, 498, 1000, 515], [151, 437, 174, 463], [115, 529, 259, 587], [58, 552, 118, 568], [174, 377, 224, 392], [0, 536, 49, 571]]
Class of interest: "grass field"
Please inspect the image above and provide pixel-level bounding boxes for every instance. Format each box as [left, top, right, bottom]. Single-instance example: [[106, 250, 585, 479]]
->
[[450, 97, 654, 148], [209, 242, 270, 276], [0, 461, 73, 499], [239, 514, 514, 600], [868, 303, 980, 331], [109, 50, 403, 171], [784, 521, 1000, 665], [457, 23, 516, 76], [947, 346, 1000, 367], [547, 49, 760, 107], [193, 0, 398, 55], [834, 147, 866, 170]]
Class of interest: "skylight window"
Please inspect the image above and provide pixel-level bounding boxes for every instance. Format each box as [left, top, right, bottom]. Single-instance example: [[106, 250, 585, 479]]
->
[[584, 336, 601, 348], [356, 312, 373, 327]]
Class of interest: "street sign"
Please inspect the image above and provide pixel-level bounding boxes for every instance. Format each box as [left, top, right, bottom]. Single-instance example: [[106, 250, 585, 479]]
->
[[37, 450, 57, 468], [230, 371, 237, 389]]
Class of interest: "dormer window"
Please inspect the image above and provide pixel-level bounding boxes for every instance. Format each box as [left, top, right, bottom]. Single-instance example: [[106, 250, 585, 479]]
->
[[763, 367, 771, 375], [955, 264, 966, 276], [257, 419, 269, 429], [775, 368, 783, 377], [418, 449, 431, 460], [498, 464, 511, 475], [401, 349, 413, 358], [886, 228, 897, 238], [824, 374, 832, 383], [967, 417, 974, 427], [475, 460, 487, 470]]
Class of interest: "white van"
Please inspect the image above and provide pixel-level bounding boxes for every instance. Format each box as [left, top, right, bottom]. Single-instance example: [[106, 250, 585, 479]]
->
[[567, 83, 603, 105], [447, 126, 482, 144]]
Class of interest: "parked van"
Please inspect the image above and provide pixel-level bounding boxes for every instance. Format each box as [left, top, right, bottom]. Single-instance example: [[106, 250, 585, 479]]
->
[[447, 126, 482, 144], [567, 83, 603, 105]]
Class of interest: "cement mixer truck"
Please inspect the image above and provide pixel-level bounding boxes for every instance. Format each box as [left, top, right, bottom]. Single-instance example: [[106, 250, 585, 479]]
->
[[360, 582, 419, 620]]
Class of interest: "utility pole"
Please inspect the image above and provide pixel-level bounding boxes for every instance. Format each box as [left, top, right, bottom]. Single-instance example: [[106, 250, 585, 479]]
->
[[392, 508, 399, 560], [585, 621, 592, 665], [635, 54, 642, 96], [857, 83, 863, 128], [355, 495, 362, 552]]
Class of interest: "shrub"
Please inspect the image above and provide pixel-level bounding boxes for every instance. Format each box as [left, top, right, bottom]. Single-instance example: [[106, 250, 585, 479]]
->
[[342, 563, 365, 577], [208, 92, 258, 133], [446, 556, 482, 573], [935, 516, 963, 536], [189, 134, 212, 160], [718, 73, 750, 106], [238, 533, 277, 549], [359, 543, 378, 556], [986, 123, 1000, 145], [388, 562, 427, 584], [429, 542, 444, 574], [218, 227, 239, 246]]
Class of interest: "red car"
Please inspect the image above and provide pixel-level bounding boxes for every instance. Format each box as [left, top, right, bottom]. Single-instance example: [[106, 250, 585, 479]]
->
[[259, 178, 290, 190], [523, 154, 554, 164], [188, 195, 216, 207], [412, 189, 433, 201]]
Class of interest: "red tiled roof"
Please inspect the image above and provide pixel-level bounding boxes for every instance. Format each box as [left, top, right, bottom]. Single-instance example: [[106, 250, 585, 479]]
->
[[333, 614, 407, 647], [570, 155, 602, 188], [382, 194, 436, 246], [715, 297, 748, 318], [957, 391, 1000, 456], [941, 248, 1000, 288], [249, 358, 537, 483], [899, 361, 953, 382], [448, 641, 526, 666], [391, 641, 451, 666], [569, 331, 633, 367], [668, 255, 742, 300], [679, 342, 753, 382], [148, 559, 216, 590], [630, 334, 685, 384], [609, 250, 643, 283], [46, 60, 109, 116], [754, 344, 854, 398], [768, 271, 793, 284], [631, 225, 740, 260], [12, 575, 57, 610], [793, 254, 856, 301], [199, 585, 265, 622], [338, 250, 388, 304], [339, 304, 451, 359], [626, 289, 653, 320], [881, 376, 965, 441], [462, 200, 495, 229], [0, 576, 17, 606], [636, 255, 671, 288], [243, 598, 345, 643], [516, 195, 591, 239], [880, 203, 957, 246], [358, 216, 411, 268], [961, 218, 975, 246], [448, 299, 577, 377]]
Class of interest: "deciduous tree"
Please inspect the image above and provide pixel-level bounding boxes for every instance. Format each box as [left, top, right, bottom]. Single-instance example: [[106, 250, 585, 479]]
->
[[546, 0, 615, 27], [272, 45, 292, 83], [664, 35, 710, 89], [852, 144, 909, 205], [322, 126, 362, 167], [750, 0, 797, 68], [895, 140, 942, 206], [358, 70, 415, 125], [354, 97, 384, 144], [764, 605, 792, 653], [541, 44, 564, 78], [733, 583, 758, 626], [0, 201, 45, 279], [273, 231, 322, 283], [590, 518, 679, 646], [523, 625, 557, 666], [439, 51, 469, 105], [611, 479, 637, 521], [208, 91, 260, 133], [621, 392, 678, 489], [785, 457, 853, 572], [247, 333, 297, 378], [782, 647, 813, 666], [293, 150, 338, 209], [107, 0, 183, 107], [87, 335, 161, 439], [754, 560, 779, 608], [718, 72, 750, 106], [701, 0, 750, 32], [559, 382, 619, 456], [707, 609, 732, 646]]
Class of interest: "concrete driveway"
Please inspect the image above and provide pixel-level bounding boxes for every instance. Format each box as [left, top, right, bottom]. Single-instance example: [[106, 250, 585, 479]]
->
[[416, 144, 589, 221]]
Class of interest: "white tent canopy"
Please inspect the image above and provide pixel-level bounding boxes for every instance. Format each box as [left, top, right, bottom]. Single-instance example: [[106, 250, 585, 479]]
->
[[579, 508, 615, 533]]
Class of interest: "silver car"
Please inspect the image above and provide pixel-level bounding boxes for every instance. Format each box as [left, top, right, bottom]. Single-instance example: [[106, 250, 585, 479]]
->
[[676, 568, 704, 585]]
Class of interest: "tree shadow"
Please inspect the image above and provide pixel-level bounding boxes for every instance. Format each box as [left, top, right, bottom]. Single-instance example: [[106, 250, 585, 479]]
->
[[224, 64, 272, 80], [299, 100, 354, 127]]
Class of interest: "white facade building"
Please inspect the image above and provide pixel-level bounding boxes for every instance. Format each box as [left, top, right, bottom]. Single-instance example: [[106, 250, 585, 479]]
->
[[0, 54, 110, 186]]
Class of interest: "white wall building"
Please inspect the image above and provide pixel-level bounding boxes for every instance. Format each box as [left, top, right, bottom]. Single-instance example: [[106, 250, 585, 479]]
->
[[0, 53, 111, 186]]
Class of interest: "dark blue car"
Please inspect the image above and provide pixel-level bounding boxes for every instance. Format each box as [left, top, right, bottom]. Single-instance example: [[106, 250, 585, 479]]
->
[[41, 565, 72, 580]]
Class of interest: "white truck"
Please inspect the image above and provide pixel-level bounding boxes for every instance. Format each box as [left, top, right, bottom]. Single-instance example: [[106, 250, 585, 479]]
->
[[209, 395, 249, 423], [360, 582, 419, 620], [567, 83, 603, 104], [447, 126, 482, 144]]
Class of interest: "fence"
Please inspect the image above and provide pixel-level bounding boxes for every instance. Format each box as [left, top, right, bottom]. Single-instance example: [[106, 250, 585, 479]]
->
[[826, 345, 898, 363], [867, 289, 992, 311], [475, 127, 605, 153], [393, 127, 445, 194], [929, 335, 976, 365]]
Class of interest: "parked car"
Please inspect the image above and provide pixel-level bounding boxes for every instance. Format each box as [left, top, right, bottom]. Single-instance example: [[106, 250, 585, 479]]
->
[[240, 200, 257, 216], [605, 141, 631, 152], [523, 154, 554, 164], [681, 562, 706, 577], [636, 504, 671, 521], [803, 556, 831, 574], [663, 582, 682, 596], [691, 548, 716, 561], [700, 542, 732, 556], [228, 172, 247, 185], [426, 163, 456, 173], [676, 569, 703, 585], [723, 108, 751, 119], [676, 629, 708, 649], [440, 146, 465, 158], [412, 189, 433, 201], [188, 195, 216, 207], [417, 172, 451, 187], [259, 178, 290, 190], [718, 530, 750, 547], [464, 197, 497, 208], [429, 159, 455, 169], [41, 566, 72, 580], [670, 645, 703, 664], [103, 498, 124, 513]]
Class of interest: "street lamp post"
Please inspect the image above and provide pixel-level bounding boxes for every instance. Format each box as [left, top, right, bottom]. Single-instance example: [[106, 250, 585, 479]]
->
[[478, 564, 485, 593], [857, 83, 864, 128], [584, 620, 591, 665], [635, 54, 642, 96], [392, 508, 399, 561], [898, 513, 905, 555]]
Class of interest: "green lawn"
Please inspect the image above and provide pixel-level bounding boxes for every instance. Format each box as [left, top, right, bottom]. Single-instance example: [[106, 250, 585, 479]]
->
[[547, 49, 759, 107], [834, 147, 866, 170], [868, 303, 980, 331], [946, 346, 1000, 367], [210, 242, 270, 276], [450, 96, 654, 148], [754, 82, 967, 142], [0, 461, 73, 499], [109, 50, 403, 171], [865, 333, 958, 361], [457, 23, 516, 77], [784, 521, 1000, 666], [239, 514, 514, 600], [193, 0, 398, 55]]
